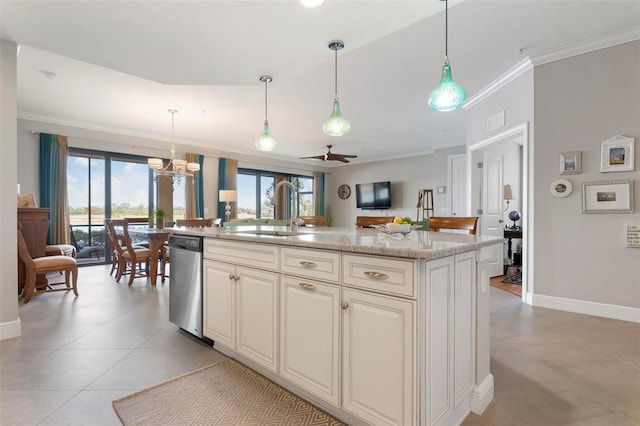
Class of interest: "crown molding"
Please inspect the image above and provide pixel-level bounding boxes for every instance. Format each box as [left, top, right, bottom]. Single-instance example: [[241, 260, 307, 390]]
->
[[462, 58, 533, 110], [529, 26, 640, 67], [463, 27, 640, 111]]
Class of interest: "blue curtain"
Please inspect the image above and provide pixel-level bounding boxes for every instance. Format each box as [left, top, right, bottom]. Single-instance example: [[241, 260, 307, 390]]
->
[[194, 154, 205, 218], [313, 171, 325, 216], [39, 134, 59, 244], [217, 158, 229, 219]]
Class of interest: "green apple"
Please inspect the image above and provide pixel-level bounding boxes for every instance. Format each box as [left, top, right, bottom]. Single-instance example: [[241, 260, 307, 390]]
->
[[403, 217, 412, 224]]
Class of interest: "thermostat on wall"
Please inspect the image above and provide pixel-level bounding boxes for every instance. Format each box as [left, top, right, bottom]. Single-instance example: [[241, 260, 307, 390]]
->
[[437, 186, 446, 194]]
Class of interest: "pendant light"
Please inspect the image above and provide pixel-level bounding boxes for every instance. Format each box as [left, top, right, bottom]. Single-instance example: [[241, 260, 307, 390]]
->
[[323, 40, 350, 137], [255, 75, 277, 152], [428, 0, 467, 112]]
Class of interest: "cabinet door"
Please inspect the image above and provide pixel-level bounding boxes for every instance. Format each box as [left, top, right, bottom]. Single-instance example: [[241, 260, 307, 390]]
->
[[342, 288, 415, 426], [454, 251, 476, 407], [236, 266, 279, 372], [280, 276, 340, 406], [203, 260, 236, 348]]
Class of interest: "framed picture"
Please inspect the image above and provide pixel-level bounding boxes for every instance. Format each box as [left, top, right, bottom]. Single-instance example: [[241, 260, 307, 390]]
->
[[600, 135, 635, 172], [559, 151, 581, 175], [582, 180, 634, 214]]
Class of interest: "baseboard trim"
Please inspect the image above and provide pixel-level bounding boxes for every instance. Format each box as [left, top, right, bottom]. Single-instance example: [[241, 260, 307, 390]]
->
[[532, 294, 640, 323], [470, 374, 494, 415], [0, 319, 22, 340]]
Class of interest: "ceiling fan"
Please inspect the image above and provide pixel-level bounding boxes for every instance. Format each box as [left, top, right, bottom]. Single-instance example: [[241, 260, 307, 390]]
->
[[300, 145, 357, 163]]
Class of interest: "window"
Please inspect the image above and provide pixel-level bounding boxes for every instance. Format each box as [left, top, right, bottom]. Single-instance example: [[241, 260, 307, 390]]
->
[[237, 169, 313, 219]]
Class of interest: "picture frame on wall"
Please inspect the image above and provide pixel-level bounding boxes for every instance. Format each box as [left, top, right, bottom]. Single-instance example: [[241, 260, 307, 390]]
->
[[582, 180, 634, 214], [559, 151, 581, 175], [600, 135, 635, 172]]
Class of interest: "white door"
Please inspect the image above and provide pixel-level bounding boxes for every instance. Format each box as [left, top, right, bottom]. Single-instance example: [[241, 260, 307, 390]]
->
[[236, 266, 279, 372], [203, 260, 236, 348], [280, 276, 341, 406], [449, 154, 468, 216], [342, 288, 415, 426], [481, 151, 504, 277]]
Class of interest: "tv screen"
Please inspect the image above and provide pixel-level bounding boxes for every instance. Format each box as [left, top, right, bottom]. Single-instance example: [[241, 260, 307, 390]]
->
[[356, 181, 391, 210]]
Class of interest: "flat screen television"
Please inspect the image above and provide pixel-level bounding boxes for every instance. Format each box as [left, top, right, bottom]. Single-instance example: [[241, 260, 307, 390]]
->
[[356, 181, 392, 210]]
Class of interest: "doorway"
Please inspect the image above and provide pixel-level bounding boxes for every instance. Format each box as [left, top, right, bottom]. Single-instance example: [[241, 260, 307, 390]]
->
[[468, 122, 531, 303]]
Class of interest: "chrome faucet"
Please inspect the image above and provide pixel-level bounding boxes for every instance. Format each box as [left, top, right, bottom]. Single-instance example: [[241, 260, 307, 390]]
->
[[271, 181, 299, 230]]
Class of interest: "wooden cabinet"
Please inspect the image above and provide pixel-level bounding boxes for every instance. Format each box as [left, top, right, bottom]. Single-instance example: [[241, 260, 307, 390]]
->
[[280, 275, 341, 406], [17, 208, 51, 293], [342, 288, 415, 426], [203, 258, 279, 373]]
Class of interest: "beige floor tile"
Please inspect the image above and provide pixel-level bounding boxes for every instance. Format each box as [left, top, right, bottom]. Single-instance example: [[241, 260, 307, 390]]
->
[[38, 390, 129, 425], [461, 401, 516, 425], [0, 391, 77, 425]]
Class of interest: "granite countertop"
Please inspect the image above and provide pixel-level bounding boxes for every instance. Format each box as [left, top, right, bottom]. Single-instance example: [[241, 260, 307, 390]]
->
[[170, 226, 502, 260]]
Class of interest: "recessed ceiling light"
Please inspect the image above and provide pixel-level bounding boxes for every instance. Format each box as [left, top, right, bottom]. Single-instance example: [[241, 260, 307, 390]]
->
[[300, 0, 324, 8], [39, 69, 57, 80]]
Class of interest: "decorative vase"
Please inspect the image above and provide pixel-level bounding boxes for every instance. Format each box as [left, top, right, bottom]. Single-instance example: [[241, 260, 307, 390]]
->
[[156, 220, 164, 230]]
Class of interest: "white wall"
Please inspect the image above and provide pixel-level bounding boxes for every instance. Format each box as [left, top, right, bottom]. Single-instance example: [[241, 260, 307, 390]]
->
[[533, 41, 640, 310], [0, 40, 20, 337]]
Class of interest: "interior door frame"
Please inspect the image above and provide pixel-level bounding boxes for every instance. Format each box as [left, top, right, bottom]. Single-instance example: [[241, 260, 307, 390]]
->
[[467, 122, 531, 304]]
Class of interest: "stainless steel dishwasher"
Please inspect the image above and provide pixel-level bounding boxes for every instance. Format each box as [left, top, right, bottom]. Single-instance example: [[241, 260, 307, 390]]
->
[[168, 234, 204, 338]]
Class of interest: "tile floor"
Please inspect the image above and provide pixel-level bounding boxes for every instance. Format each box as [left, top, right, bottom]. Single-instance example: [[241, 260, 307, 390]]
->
[[1, 265, 639, 425]]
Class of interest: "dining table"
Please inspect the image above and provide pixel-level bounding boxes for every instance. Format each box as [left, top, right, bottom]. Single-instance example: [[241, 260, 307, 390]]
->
[[127, 227, 171, 285]]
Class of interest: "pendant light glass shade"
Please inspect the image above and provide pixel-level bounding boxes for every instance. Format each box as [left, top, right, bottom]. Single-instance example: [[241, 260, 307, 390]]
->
[[323, 40, 350, 137], [428, 0, 466, 112], [255, 121, 277, 151], [428, 61, 467, 112], [323, 99, 350, 136], [255, 75, 277, 152]]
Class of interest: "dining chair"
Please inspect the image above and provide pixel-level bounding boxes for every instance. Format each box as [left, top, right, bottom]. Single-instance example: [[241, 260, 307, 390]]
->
[[18, 224, 78, 303], [175, 218, 215, 227], [160, 243, 170, 283], [427, 216, 479, 235], [355, 216, 395, 228], [299, 216, 327, 227], [106, 219, 152, 285]]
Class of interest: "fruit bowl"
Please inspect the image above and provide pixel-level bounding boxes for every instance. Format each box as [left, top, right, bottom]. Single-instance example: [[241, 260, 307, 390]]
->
[[373, 223, 420, 236]]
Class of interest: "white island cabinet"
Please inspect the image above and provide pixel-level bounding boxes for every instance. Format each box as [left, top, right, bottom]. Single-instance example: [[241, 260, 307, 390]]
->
[[181, 226, 500, 426]]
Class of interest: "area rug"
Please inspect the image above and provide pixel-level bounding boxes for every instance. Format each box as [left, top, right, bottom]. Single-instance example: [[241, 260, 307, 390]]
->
[[113, 358, 344, 425], [502, 271, 522, 284]]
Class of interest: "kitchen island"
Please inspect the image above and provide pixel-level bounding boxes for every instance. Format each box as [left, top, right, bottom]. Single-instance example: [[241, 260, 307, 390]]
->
[[172, 225, 501, 426]]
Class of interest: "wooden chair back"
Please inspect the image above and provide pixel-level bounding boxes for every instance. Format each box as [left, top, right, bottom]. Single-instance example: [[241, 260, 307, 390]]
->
[[427, 216, 479, 235], [299, 216, 326, 227], [356, 216, 395, 228], [18, 223, 78, 303], [175, 218, 215, 227], [106, 219, 152, 285]]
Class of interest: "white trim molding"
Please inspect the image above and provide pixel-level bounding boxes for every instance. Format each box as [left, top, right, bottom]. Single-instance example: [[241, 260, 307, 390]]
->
[[532, 294, 640, 323], [463, 58, 533, 110], [470, 373, 494, 415], [530, 27, 640, 67], [0, 319, 22, 340], [464, 27, 640, 111]]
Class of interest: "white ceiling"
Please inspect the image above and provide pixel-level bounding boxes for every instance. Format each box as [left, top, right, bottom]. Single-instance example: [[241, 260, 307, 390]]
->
[[2, 0, 639, 166]]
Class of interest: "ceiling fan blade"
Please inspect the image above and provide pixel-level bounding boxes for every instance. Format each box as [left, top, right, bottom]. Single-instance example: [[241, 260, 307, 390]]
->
[[338, 158, 351, 163], [338, 154, 358, 158], [300, 154, 327, 160]]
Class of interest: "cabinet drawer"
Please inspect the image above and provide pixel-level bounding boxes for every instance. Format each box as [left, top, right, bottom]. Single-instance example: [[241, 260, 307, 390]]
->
[[343, 254, 416, 298], [204, 238, 278, 271], [280, 247, 341, 283]]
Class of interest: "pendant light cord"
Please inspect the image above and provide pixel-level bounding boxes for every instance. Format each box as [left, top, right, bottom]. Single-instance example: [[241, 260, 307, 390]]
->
[[334, 48, 338, 99], [445, 0, 448, 59], [264, 80, 268, 122]]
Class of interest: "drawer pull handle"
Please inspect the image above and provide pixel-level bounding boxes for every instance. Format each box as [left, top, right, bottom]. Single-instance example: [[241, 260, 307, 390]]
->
[[298, 282, 316, 290], [299, 261, 317, 268], [228, 273, 235, 280], [364, 271, 389, 279]]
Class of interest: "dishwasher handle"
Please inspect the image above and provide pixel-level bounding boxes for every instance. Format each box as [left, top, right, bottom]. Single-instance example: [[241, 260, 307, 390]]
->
[[168, 235, 203, 252]]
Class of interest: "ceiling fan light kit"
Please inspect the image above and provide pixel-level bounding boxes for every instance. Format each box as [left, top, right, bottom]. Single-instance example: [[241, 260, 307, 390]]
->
[[255, 75, 277, 152], [428, 0, 467, 112], [323, 40, 350, 137]]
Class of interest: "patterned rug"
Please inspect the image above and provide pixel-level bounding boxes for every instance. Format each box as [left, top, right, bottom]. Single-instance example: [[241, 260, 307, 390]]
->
[[502, 271, 522, 284], [113, 358, 344, 425]]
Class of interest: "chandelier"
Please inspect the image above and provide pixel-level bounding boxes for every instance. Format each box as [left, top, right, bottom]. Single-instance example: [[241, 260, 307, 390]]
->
[[148, 109, 199, 186]]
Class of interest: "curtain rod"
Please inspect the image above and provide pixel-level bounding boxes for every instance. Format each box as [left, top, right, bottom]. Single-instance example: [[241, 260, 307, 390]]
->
[[32, 131, 40, 135]]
